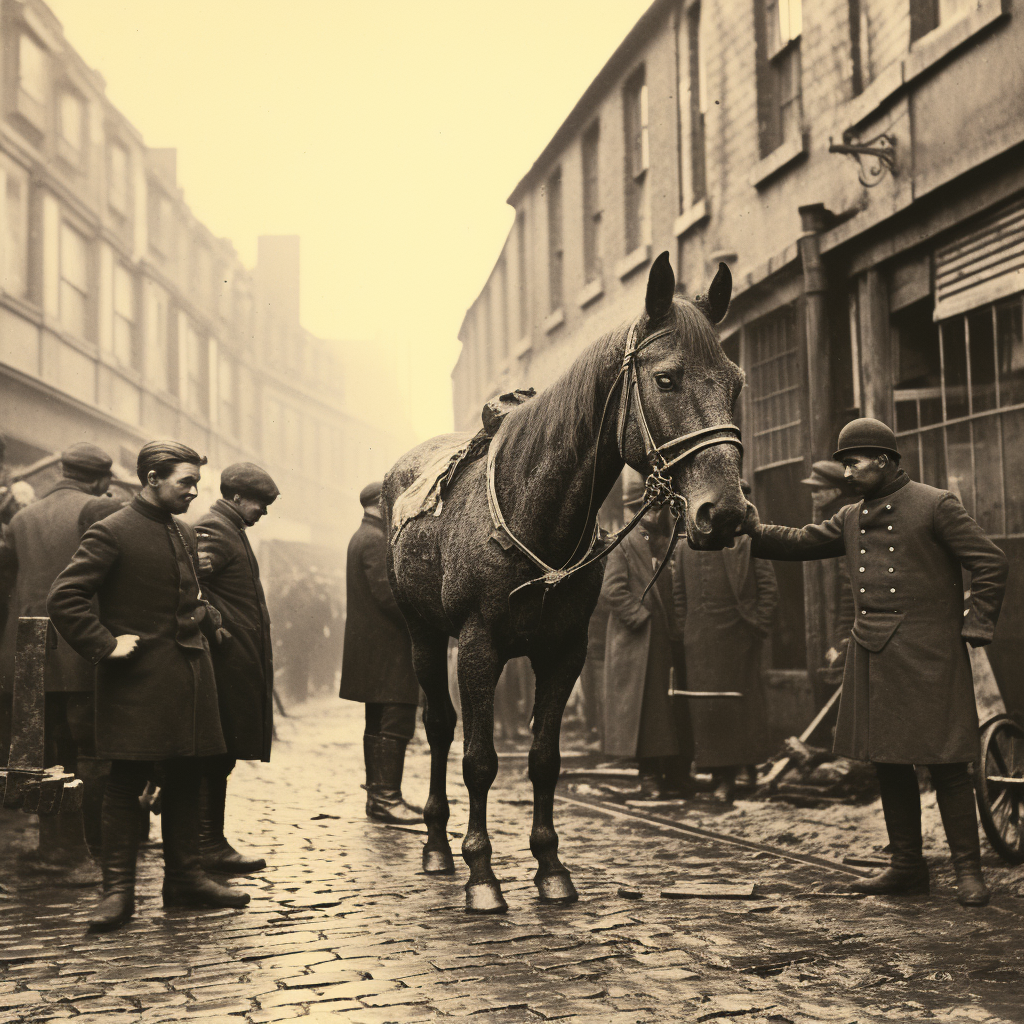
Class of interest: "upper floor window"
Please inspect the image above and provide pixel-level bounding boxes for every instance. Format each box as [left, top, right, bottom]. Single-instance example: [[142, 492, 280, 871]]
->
[[112, 263, 137, 370], [58, 90, 85, 164], [143, 280, 171, 393], [182, 319, 209, 417], [679, 2, 707, 208], [516, 210, 529, 338], [16, 33, 47, 129], [582, 121, 602, 283], [149, 190, 173, 256], [108, 141, 129, 215], [219, 352, 239, 436], [59, 222, 89, 339], [546, 167, 563, 313], [755, 0, 803, 157], [623, 67, 649, 254], [1, 158, 29, 300], [911, 0, 976, 42]]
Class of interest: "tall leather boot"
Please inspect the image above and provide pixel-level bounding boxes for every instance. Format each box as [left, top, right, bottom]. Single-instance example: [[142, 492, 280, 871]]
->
[[199, 769, 266, 874], [160, 768, 250, 909], [931, 762, 990, 907], [87, 780, 141, 932], [851, 764, 929, 895], [364, 735, 423, 824]]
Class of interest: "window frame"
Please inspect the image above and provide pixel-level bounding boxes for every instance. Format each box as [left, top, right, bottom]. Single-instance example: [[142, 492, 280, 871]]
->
[[754, 0, 804, 159], [545, 166, 564, 315], [58, 220, 90, 341], [107, 139, 130, 217], [56, 87, 86, 168], [1, 156, 31, 300], [15, 31, 48, 131], [581, 120, 603, 284], [623, 65, 650, 255]]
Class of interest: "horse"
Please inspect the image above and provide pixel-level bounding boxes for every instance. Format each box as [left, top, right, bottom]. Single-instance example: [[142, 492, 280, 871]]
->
[[382, 252, 748, 914]]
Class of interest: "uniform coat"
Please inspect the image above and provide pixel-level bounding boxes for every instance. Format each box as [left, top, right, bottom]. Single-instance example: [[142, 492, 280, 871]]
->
[[751, 473, 1008, 763], [47, 496, 225, 761], [601, 528, 684, 758], [673, 536, 778, 768], [195, 499, 274, 761], [0, 481, 120, 693], [339, 512, 418, 705]]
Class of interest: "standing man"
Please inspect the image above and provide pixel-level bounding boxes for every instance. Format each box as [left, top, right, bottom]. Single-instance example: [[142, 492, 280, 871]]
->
[[674, 480, 778, 804], [0, 443, 120, 879], [743, 418, 1008, 907], [602, 472, 692, 799], [194, 462, 279, 875], [340, 481, 423, 825], [48, 441, 249, 932]]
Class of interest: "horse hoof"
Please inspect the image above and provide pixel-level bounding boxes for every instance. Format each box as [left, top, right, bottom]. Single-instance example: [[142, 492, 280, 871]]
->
[[423, 847, 456, 875], [465, 881, 508, 914], [536, 872, 579, 905]]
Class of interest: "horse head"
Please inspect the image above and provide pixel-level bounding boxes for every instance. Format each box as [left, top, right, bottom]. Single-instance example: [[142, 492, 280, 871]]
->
[[620, 252, 749, 550]]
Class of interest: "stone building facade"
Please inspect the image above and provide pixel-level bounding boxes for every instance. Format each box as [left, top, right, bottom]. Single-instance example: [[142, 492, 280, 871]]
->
[[0, 0, 406, 551], [453, 0, 1024, 716]]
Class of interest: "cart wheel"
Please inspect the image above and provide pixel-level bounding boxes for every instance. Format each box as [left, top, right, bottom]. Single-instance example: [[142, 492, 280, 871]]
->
[[975, 716, 1024, 864]]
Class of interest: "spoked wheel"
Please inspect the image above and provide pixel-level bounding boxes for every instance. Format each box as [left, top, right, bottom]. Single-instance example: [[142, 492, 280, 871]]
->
[[975, 716, 1024, 864]]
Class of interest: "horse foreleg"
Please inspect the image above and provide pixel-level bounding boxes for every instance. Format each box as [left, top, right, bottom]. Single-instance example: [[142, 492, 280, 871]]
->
[[458, 625, 506, 914], [528, 640, 588, 905], [407, 623, 457, 874]]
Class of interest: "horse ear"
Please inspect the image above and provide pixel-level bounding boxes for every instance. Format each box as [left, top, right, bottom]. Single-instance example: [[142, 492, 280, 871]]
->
[[645, 251, 675, 320], [694, 262, 732, 325]]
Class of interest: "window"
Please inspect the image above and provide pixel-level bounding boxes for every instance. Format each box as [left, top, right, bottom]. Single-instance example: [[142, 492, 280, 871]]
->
[[911, 0, 976, 42], [546, 168, 563, 313], [755, 0, 803, 157], [59, 222, 89, 339], [623, 68, 649, 254], [747, 304, 803, 469], [496, 260, 508, 360], [219, 353, 239, 437], [182, 320, 209, 417], [112, 263, 137, 369], [58, 91, 85, 163], [516, 210, 529, 338], [1, 159, 29, 299], [144, 281, 171, 392], [108, 142, 129, 215], [149, 189, 173, 256], [679, 3, 707, 208], [582, 122, 602, 283], [479, 288, 492, 384], [17, 33, 47, 128]]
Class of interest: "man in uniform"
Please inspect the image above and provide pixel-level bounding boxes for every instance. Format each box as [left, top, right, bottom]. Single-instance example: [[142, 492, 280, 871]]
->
[[0, 443, 120, 880], [195, 462, 279, 875], [340, 481, 423, 824], [742, 418, 1008, 907], [48, 440, 249, 932]]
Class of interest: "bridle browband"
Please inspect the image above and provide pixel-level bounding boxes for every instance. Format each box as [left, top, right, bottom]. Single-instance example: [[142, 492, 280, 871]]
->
[[487, 315, 743, 609]]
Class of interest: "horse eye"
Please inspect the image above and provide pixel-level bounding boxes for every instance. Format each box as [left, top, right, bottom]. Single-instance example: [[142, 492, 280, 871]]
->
[[654, 373, 673, 391]]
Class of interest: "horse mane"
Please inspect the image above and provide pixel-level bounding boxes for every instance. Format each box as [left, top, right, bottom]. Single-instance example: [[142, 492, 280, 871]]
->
[[499, 296, 727, 478]]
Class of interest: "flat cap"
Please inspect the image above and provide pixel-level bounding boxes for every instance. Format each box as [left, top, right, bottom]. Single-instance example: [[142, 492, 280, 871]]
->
[[833, 417, 900, 460], [359, 480, 383, 508], [221, 462, 280, 502], [61, 442, 112, 474], [801, 459, 847, 488]]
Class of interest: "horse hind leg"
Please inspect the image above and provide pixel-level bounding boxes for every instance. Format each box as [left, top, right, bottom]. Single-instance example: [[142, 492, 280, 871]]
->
[[528, 641, 588, 905], [406, 620, 457, 875], [458, 624, 507, 914]]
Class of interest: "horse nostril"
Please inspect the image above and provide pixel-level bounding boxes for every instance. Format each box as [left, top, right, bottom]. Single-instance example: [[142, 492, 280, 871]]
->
[[695, 501, 715, 534]]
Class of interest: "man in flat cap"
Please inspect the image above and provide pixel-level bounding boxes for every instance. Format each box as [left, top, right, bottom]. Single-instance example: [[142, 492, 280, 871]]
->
[[194, 462, 279, 875], [742, 418, 1008, 908], [0, 442, 120, 881], [340, 481, 423, 823]]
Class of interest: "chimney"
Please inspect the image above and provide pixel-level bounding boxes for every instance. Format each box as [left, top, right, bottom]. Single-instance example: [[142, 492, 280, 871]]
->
[[149, 148, 177, 188], [256, 236, 301, 326]]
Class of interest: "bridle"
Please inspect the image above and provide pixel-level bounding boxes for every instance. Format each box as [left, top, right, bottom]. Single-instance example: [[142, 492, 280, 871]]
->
[[487, 315, 743, 610]]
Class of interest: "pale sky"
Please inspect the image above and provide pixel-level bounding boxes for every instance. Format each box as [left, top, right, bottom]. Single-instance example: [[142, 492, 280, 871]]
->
[[46, 0, 653, 441]]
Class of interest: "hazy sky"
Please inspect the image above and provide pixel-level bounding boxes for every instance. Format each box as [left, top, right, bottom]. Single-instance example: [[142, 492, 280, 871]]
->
[[46, 0, 652, 440]]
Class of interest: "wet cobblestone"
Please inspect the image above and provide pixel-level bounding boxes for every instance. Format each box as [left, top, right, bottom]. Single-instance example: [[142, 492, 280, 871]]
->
[[2, 695, 1023, 1023]]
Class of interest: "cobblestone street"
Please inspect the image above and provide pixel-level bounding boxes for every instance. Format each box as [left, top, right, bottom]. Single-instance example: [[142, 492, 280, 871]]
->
[[2, 695, 1023, 1024]]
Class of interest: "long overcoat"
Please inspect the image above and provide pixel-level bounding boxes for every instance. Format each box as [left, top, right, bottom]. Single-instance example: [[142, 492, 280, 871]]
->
[[751, 473, 1008, 763], [0, 481, 120, 693], [674, 536, 778, 768], [339, 512, 418, 705], [601, 529, 679, 758], [47, 496, 225, 761], [195, 499, 274, 761]]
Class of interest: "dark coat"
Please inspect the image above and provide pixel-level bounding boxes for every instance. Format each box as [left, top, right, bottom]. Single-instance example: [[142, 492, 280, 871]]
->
[[751, 473, 1008, 763], [674, 536, 777, 768], [339, 512, 418, 705], [0, 481, 120, 693], [195, 500, 274, 762], [47, 496, 225, 761]]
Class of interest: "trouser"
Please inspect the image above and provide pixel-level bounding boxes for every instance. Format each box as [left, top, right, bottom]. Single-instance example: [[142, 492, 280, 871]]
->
[[365, 702, 417, 742]]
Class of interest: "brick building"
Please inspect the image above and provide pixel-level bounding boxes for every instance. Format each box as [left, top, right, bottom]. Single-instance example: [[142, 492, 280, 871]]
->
[[0, 0, 409, 554], [453, 0, 1024, 718]]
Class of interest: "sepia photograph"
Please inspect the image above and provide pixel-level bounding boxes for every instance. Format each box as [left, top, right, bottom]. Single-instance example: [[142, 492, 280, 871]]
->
[[1, 1, 1023, 1021]]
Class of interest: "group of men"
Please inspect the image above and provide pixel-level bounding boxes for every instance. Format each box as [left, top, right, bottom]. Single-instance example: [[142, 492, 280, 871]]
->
[[1, 439, 279, 932]]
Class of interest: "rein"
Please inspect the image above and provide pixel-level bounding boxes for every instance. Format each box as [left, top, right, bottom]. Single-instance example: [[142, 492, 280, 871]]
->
[[487, 317, 743, 612]]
